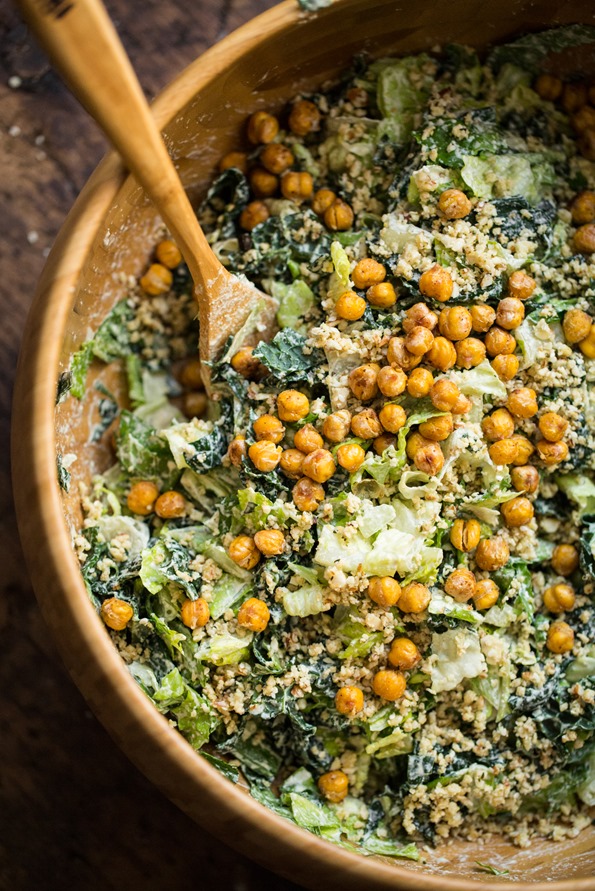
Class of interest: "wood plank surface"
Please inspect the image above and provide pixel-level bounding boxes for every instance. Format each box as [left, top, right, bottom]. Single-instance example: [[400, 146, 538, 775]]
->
[[0, 2, 302, 888]]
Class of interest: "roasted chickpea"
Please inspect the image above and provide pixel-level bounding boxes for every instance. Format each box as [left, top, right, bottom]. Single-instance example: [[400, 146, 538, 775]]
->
[[562, 81, 588, 115], [507, 387, 538, 419], [318, 770, 348, 803], [237, 597, 270, 632], [536, 439, 569, 465], [507, 270, 536, 300], [509, 434, 535, 465], [573, 105, 595, 134], [387, 336, 422, 371], [378, 366, 407, 398], [455, 337, 486, 369], [260, 143, 294, 174], [218, 150, 248, 174], [277, 389, 310, 422], [496, 297, 525, 330], [475, 538, 510, 571], [351, 409, 383, 439], [538, 411, 568, 443], [335, 686, 364, 717], [418, 413, 453, 442], [335, 291, 366, 321], [101, 597, 134, 631], [552, 544, 580, 577], [399, 582, 431, 613], [352, 258, 386, 290], [239, 200, 270, 231], [312, 188, 337, 216], [367, 282, 397, 308], [180, 598, 210, 630], [405, 326, 435, 356], [546, 620, 575, 654], [427, 336, 457, 371], [337, 443, 366, 472], [127, 480, 159, 515], [419, 265, 453, 302], [501, 496, 534, 527], [573, 223, 595, 255], [178, 358, 205, 391], [470, 304, 496, 333], [288, 99, 321, 136], [430, 379, 460, 411], [438, 188, 472, 219], [482, 408, 515, 442], [254, 529, 285, 556], [324, 199, 354, 231], [579, 323, 595, 359], [543, 583, 576, 614], [281, 170, 314, 202], [231, 346, 266, 380], [405, 432, 425, 460], [292, 477, 325, 511], [247, 110, 279, 144], [302, 448, 336, 483], [348, 363, 380, 402], [414, 441, 445, 475], [450, 518, 481, 552], [280, 448, 305, 478], [140, 263, 172, 296], [403, 303, 438, 334], [373, 433, 396, 455], [407, 367, 434, 398], [155, 239, 182, 269], [510, 465, 540, 494], [563, 308, 592, 344], [488, 438, 520, 465], [473, 579, 500, 610], [445, 567, 477, 602], [439, 306, 472, 341], [485, 326, 517, 357], [248, 440, 282, 472], [294, 424, 324, 454], [249, 166, 278, 198], [388, 638, 421, 671], [373, 670, 407, 701], [452, 394, 472, 415], [570, 191, 595, 226], [579, 128, 595, 162], [229, 535, 260, 570], [155, 491, 186, 519], [228, 436, 247, 467], [534, 73, 563, 101], [322, 410, 352, 443], [491, 353, 520, 381], [379, 403, 407, 434], [368, 576, 401, 608], [253, 414, 285, 444]]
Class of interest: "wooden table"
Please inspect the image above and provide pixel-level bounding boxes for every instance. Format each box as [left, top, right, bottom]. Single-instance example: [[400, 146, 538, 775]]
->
[[0, 2, 302, 887]]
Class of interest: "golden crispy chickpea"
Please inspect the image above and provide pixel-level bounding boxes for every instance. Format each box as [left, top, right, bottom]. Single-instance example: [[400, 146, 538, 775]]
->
[[510, 465, 540, 494], [570, 191, 595, 226], [351, 409, 383, 439], [101, 597, 134, 631], [496, 297, 525, 330], [228, 436, 247, 467], [322, 410, 352, 443], [229, 535, 261, 570], [579, 324, 595, 358], [247, 110, 279, 144], [335, 686, 364, 717], [249, 166, 278, 198], [386, 337, 422, 372], [155, 491, 186, 519], [491, 354, 519, 382], [378, 403, 407, 434], [501, 496, 534, 527], [509, 434, 535, 465], [239, 200, 270, 231], [367, 282, 397, 308], [155, 239, 182, 269], [507, 270, 536, 300], [482, 408, 515, 442], [563, 308, 592, 344], [405, 432, 425, 460], [439, 306, 472, 341], [536, 439, 569, 465], [231, 346, 266, 380], [294, 424, 323, 454], [473, 579, 500, 611], [348, 363, 380, 402], [373, 670, 407, 701], [178, 358, 205, 391], [470, 304, 496, 333], [324, 199, 354, 231], [292, 477, 325, 511], [312, 188, 337, 216], [289, 99, 321, 136], [430, 379, 460, 411], [407, 367, 434, 398], [427, 336, 457, 371], [388, 638, 421, 671], [399, 582, 431, 613], [378, 366, 407, 398], [318, 770, 348, 803], [352, 258, 386, 290], [455, 337, 486, 369], [368, 576, 401, 608], [181, 382, 206, 414], [452, 394, 472, 415], [403, 304, 437, 335], [552, 544, 579, 577], [218, 150, 248, 174], [546, 620, 575, 654], [543, 583, 576, 614], [419, 265, 453, 302], [302, 448, 336, 483], [253, 414, 285, 444], [280, 448, 305, 478], [127, 481, 159, 516], [418, 413, 453, 442], [260, 143, 294, 174], [475, 537, 510, 571], [373, 433, 395, 455], [180, 597, 210, 630], [335, 291, 366, 321], [248, 440, 283, 472], [438, 188, 472, 219], [445, 567, 477, 602], [254, 528, 285, 557], [573, 105, 595, 134], [237, 597, 270, 632], [337, 443, 366, 472], [485, 326, 517, 357], [450, 518, 481, 552], [574, 223, 595, 255], [562, 81, 588, 114], [405, 326, 435, 356], [488, 438, 520, 465], [140, 263, 173, 296], [534, 73, 563, 101], [579, 128, 595, 162], [414, 441, 445, 475], [538, 412, 568, 443], [507, 387, 538, 419], [277, 389, 310, 422], [281, 170, 314, 202]]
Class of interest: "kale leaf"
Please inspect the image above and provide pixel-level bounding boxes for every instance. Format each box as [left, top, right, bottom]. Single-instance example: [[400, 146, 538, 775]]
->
[[116, 410, 179, 488], [413, 108, 508, 169], [487, 25, 595, 74], [184, 425, 228, 474], [487, 197, 557, 259], [56, 453, 70, 492], [580, 515, 595, 581], [253, 328, 323, 385]]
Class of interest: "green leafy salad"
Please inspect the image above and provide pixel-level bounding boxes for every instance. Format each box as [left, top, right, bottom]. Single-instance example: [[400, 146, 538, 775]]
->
[[62, 25, 595, 857]]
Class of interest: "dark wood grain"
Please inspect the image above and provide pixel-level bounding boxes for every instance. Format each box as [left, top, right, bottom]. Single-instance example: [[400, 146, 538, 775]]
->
[[0, 2, 302, 888]]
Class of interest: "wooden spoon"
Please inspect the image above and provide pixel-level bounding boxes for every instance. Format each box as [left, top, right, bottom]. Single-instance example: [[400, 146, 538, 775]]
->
[[18, 0, 278, 371]]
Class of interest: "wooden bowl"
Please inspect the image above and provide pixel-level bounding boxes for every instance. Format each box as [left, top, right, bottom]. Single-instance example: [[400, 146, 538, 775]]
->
[[13, 0, 595, 887]]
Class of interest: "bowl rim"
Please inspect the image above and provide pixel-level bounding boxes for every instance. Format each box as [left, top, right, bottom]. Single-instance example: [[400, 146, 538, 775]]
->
[[11, 1, 595, 888]]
